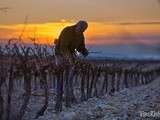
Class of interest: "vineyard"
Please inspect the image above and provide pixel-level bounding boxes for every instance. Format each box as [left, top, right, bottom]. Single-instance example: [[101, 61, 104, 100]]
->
[[0, 41, 160, 120]]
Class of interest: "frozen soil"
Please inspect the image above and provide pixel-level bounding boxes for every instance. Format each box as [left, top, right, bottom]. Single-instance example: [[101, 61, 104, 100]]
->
[[23, 78, 160, 120]]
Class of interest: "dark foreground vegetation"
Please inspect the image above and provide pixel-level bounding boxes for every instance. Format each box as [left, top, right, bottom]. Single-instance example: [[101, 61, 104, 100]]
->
[[0, 40, 160, 120]]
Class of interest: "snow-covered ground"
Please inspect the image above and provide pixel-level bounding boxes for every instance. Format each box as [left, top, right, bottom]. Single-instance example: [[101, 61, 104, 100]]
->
[[23, 77, 160, 120]]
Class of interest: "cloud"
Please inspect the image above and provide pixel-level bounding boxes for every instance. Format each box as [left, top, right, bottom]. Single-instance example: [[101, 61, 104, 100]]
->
[[117, 22, 160, 25], [0, 7, 11, 13], [87, 34, 160, 45]]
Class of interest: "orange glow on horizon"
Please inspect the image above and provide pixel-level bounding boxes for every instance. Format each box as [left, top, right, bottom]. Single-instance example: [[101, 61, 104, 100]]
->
[[0, 21, 160, 45]]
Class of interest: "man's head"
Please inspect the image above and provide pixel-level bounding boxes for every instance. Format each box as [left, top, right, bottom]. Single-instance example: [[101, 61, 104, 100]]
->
[[75, 20, 88, 34]]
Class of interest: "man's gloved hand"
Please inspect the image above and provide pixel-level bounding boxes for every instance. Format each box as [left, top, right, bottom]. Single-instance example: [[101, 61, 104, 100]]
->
[[82, 49, 89, 57]]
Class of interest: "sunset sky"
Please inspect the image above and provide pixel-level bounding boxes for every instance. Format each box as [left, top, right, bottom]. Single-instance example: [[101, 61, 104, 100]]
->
[[0, 0, 160, 45]]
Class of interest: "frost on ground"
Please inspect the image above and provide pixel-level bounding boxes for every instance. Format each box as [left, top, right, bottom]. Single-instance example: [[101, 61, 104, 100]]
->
[[23, 77, 160, 120]]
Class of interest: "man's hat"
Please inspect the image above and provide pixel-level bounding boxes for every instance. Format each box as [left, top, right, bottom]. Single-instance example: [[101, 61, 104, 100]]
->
[[76, 20, 88, 29]]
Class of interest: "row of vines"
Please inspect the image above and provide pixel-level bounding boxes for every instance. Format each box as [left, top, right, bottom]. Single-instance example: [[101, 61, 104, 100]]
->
[[0, 41, 160, 120]]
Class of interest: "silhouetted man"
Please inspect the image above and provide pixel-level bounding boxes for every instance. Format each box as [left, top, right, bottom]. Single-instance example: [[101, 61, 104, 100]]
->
[[55, 20, 89, 64], [54, 21, 89, 111]]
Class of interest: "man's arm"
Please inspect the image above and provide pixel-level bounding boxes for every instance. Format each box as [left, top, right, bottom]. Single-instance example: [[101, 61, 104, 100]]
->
[[76, 37, 88, 57]]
